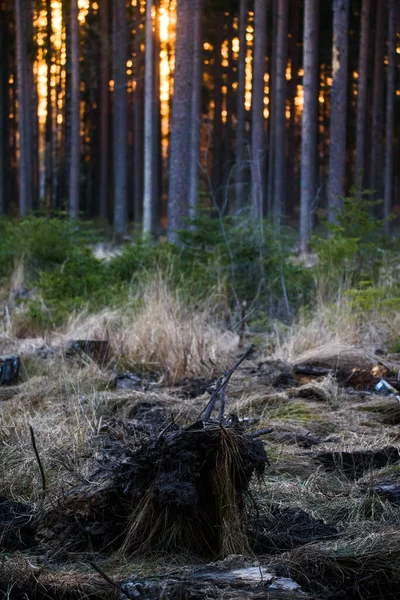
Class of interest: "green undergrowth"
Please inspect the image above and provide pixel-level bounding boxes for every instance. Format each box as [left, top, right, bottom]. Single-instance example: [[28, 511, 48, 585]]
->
[[0, 198, 399, 331]]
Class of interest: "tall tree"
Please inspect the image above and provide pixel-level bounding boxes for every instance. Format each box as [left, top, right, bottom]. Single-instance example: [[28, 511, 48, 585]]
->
[[45, 0, 53, 210], [99, 0, 110, 220], [300, 0, 319, 252], [273, 0, 288, 224], [188, 0, 204, 220], [15, 0, 33, 216], [251, 0, 268, 219], [327, 0, 349, 222], [112, 0, 128, 235], [354, 0, 371, 191], [384, 0, 396, 232], [143, 0, 155, 236], [69, 0, 80, 218], [133, 0, 144, 224], [235, 0, 248, 211], [370, 0, 385, 199], [0, 4, 6, 215], [168, 0, 194, 243], [212, 12, 224, 203]]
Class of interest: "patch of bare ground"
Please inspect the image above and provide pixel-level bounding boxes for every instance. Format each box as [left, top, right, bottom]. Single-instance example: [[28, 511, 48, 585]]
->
[[2, 301, 400, 598]]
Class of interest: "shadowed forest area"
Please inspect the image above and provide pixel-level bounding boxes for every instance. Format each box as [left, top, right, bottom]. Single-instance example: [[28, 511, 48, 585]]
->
[[2, 1, 400, 599]]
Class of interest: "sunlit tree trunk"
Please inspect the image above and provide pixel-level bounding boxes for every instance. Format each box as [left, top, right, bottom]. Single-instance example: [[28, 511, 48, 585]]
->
[[251, 0, 268, 219], [223, 14, 235, 194], [235, 0, 248, 212], [273, 0, 288, 225], [152, 0, 161, 231], [133, 0, 143, 224], [45, 0, 53, 211], [300, 0, 319, 252], [15, 0, 33, 216], [188, 0, 203, 220], [99, 0, 109, 220], [112, 0, 128, 235], [143, 0, 155, 236], [168, 0, 194, 243], [212, 12, 223, 204], [287, 0, 300, 218], [370, 0, 385, 200], [69, 0, 80, 218], [354, 0, 371, 192], [327, 0, 349, 222], [384, 0, 396, 233]]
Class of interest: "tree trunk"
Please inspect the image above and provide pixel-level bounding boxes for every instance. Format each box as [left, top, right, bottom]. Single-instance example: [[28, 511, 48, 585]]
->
[[69, 0, 80, 218], [222, 14, 235, 196], [267, 0, 277, 216], [212, 12, 224, 204], [133, 0, 143, 224], [188, 0, 204, 220], [327, 0, 349, 222], [287, 0, 300, 218], [370, 0, 385, 200], [143, 0, 155, 236], [273, 0, 288, 225], [384, 0, 396, 233], [167, 0, 194, 243], [0, 6, 6, 215], [99, 0, 110, 220], [45, 0, 53, 211], [235, 0, 248, 212], [152, 0, 161, 232], [251, 0, 268, 219], [15, 0, 33, 216], [354, 0, 371, 192], [300, 0, 319, 252], [112, 0, 128, 235]]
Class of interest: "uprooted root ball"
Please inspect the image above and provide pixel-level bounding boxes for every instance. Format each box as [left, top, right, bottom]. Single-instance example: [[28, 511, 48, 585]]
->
[[38, 419, 268, 557]]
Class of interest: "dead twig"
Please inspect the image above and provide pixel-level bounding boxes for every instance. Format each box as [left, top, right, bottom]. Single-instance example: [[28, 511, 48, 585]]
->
[[29, 425, 46, 495], [89, 561, 130, 598]]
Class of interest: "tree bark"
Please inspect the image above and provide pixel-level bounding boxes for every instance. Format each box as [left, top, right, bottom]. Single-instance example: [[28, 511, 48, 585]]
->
[[251, 0, 268, 219], [354, 0, 371, 192], [0, 6, 6, 215], [300, 0, 319, 252], [212, 12, 224, 204], [235, 0, 248, 212], [99, 0, 110, 220], [133, 0, 143, 224], [384, 0, 396, 233], [15, 0, 33, 216], [45, 0, 53, 211], [152, 0, 161, 232], [167, 0, 194, 243], [69, 0, 80, 218], [327, 0, 349, 222], [273, 0, 288, 225], [370, 0, 385, 201], [112, 0, 128, 235], [188, 0, 204, 220], [143, 0, 154, 236]]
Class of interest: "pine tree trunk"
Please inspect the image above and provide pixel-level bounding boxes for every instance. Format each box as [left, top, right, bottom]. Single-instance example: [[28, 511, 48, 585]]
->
[[354, 0, 371, 191], [44, 0, 53, 211], [69, 0, 80, 218], [300, 0, 319, 252], [188, 0, 204, 220], [112, 0, 128, 235], [273, 0, 288, 225], [222, 14, 235, 195], [212, 12, 224, 204], [327, 0, 349, 222], [267, 0, 277, 216], [99, 0, 110, 220], [133, 0, 143, 224], [152, 0, 161, 231], [251, 0, 268, 219], [235, 0, 248, 212], [167, 0, 194, 243], [0, 6, 6, 215], [287, 0, 300, 218], [143, 0, 154, 236], [15, 0, 33, 216], [384, 0, 396, 233], [370, 0, 385, 200]]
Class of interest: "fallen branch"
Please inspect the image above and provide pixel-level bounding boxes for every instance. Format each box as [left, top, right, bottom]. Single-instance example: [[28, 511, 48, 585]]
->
[[29, 426, 46, 495]]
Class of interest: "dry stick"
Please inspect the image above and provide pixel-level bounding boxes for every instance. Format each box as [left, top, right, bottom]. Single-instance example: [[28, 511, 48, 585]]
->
[[200, 344, 255, 421], [29, 425, 46, 495], [89, 561, 130, 598], [251, 428, 274, 438]]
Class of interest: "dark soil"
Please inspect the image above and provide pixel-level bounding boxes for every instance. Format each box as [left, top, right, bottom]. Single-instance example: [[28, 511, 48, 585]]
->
[[315, 446, 400, 479], [0, 497, 35, 550]]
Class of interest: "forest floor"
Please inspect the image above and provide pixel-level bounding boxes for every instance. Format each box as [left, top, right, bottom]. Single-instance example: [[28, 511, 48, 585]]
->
[[1, 296, 400, 599]]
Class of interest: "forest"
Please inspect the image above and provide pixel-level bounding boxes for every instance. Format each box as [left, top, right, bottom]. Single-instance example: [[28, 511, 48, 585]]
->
[[2, 1, 400, 600]]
